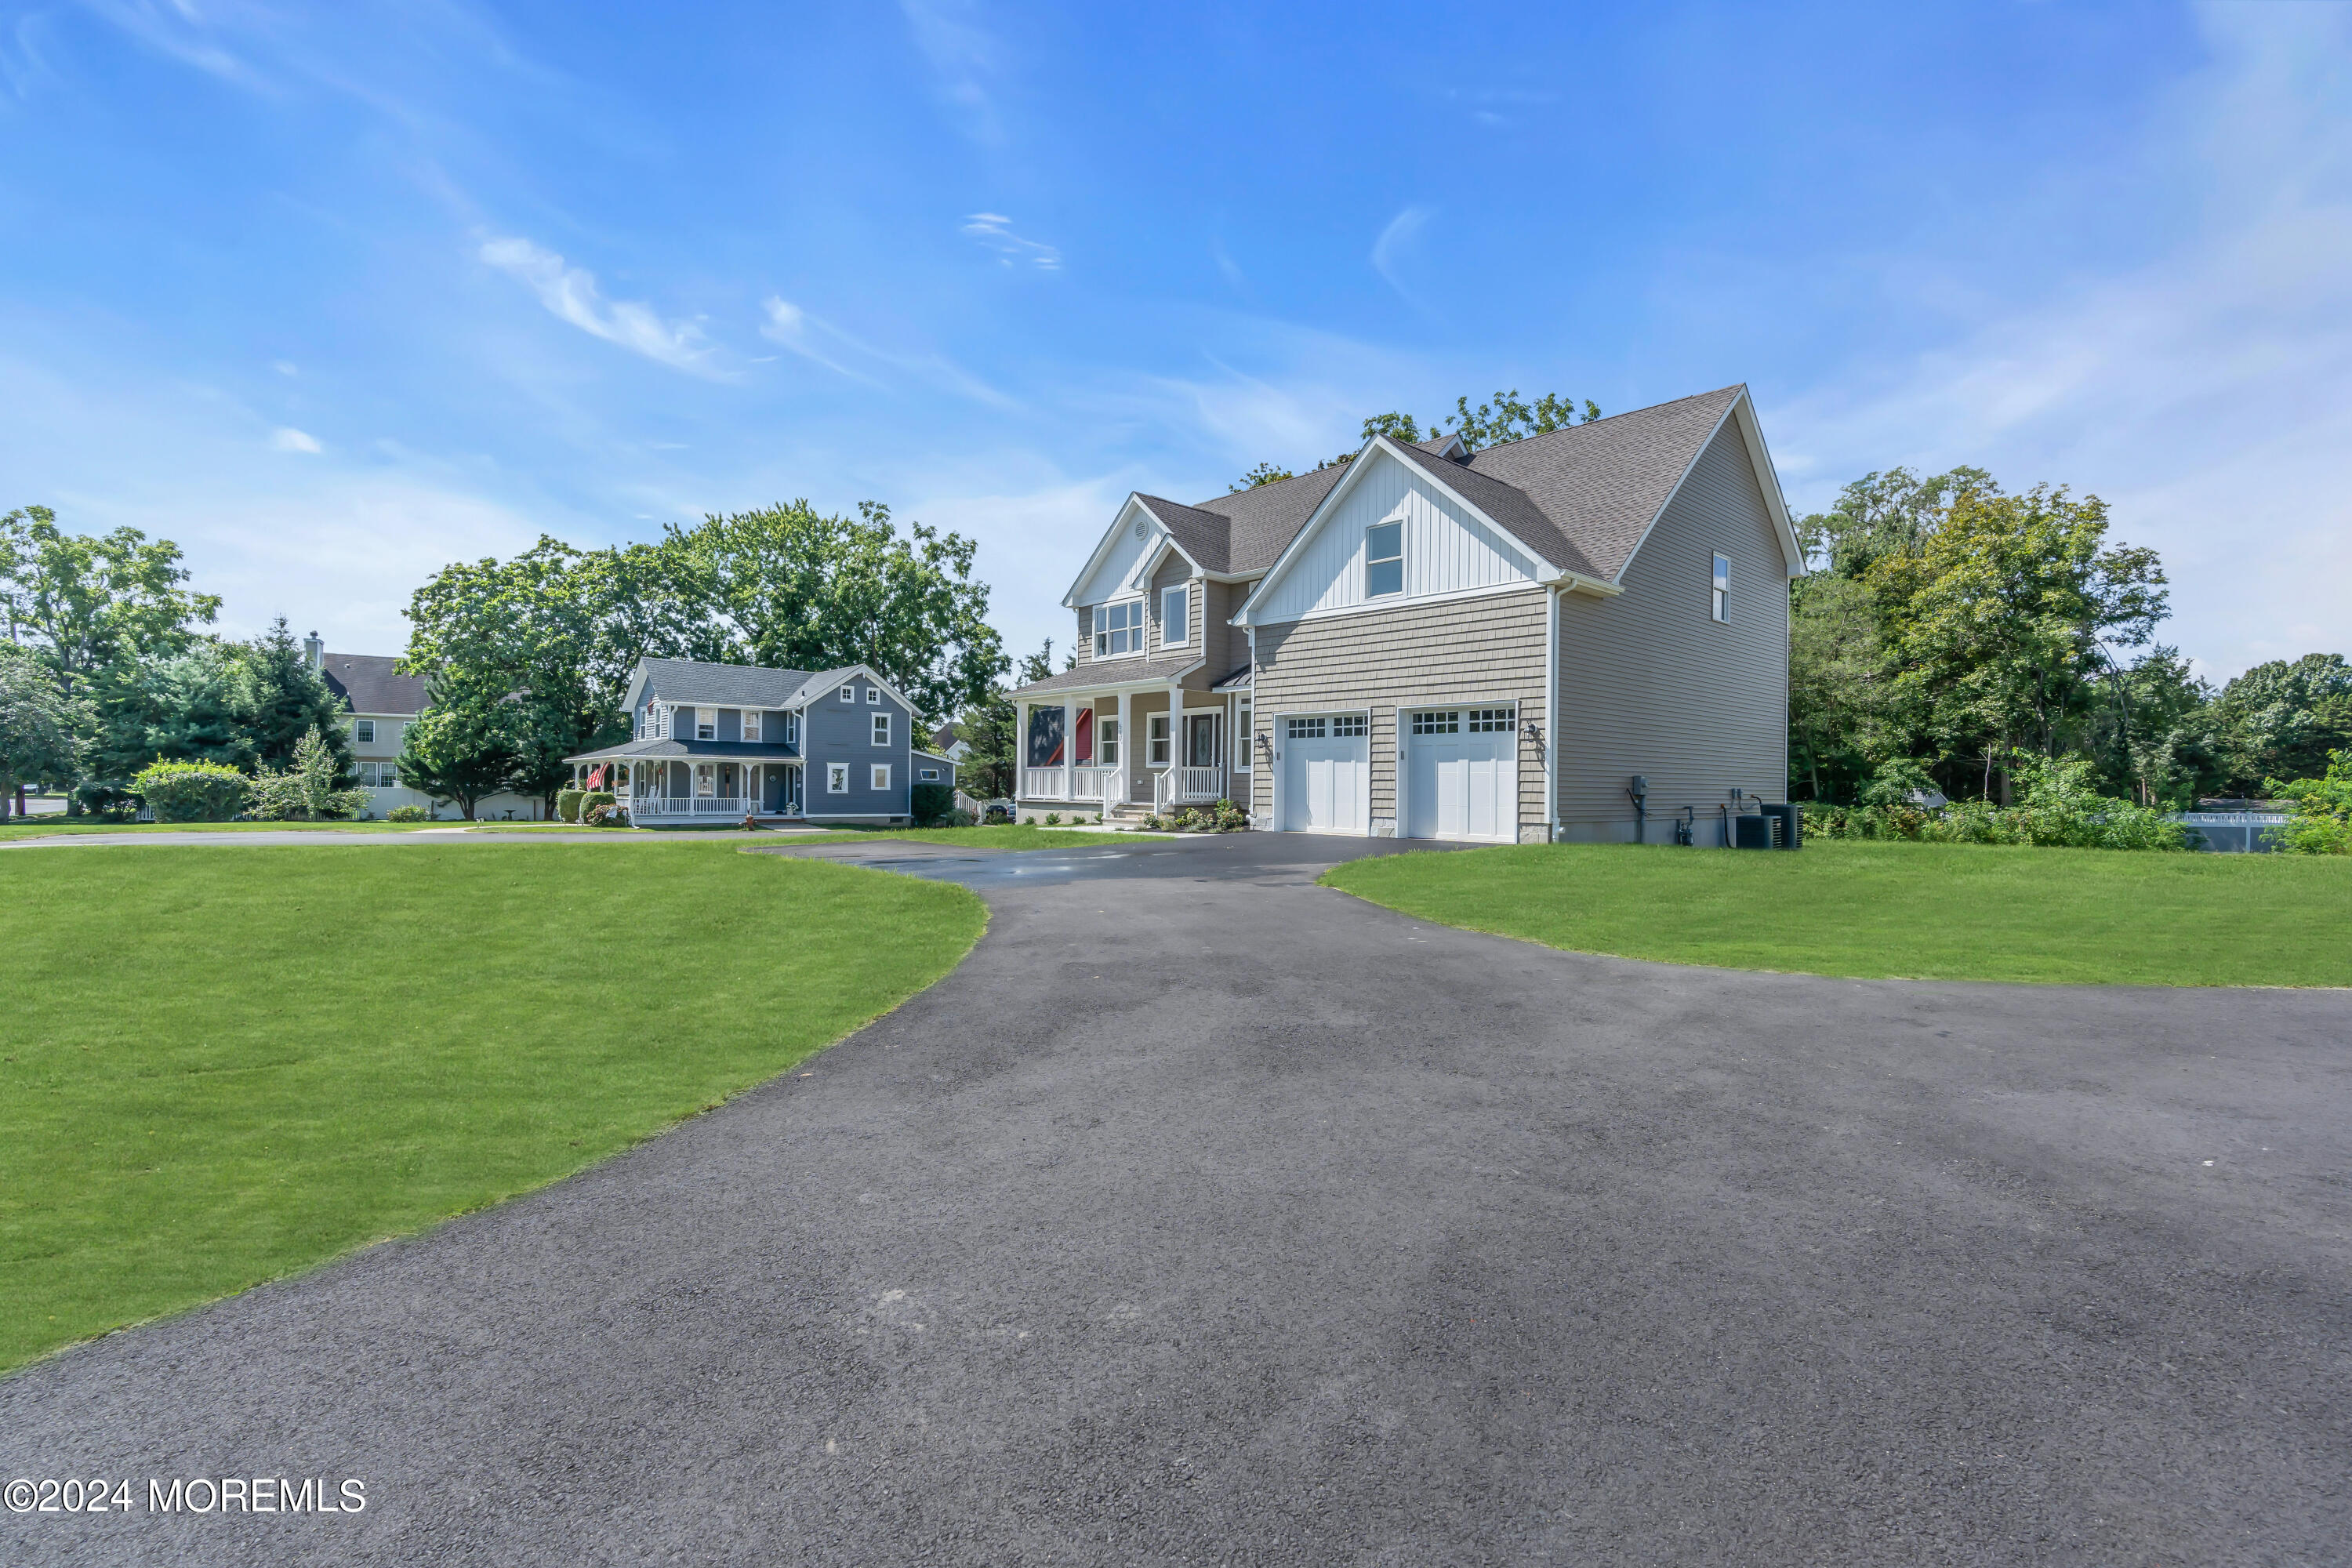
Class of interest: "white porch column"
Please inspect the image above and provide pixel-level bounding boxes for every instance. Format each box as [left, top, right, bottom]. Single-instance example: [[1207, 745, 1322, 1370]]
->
[[1063, 701, 1075, 804], [1116, 688, 1131, 810], [1017, 700, 1029, 800]]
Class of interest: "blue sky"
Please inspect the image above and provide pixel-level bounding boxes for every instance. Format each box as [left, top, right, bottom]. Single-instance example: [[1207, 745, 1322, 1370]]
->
[[2, 1, 2347, 681]]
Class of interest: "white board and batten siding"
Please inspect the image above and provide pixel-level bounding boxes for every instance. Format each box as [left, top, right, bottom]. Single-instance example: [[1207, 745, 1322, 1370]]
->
[[1247, 452, 1544, 626], [1552, 420, 1791, 842], [1071, 503, 1159, 609]]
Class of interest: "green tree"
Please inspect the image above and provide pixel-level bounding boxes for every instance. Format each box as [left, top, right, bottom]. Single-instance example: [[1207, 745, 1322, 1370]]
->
[[667, 500, 1005, 724], [403, 538, 691, 815], [1872, 483, 2167, 803], [0, 506, 220, 694], [1282, 391, 1606, 478], [241, 618, 356, 775], [0, 646, 89, 822], [397, 678, 523, 821], [2267, 747, 2352, 854], [1231, 462, 1294, 492], [246, 725, 369, 822], [2205, 654, 2352, 796], [86, 641, 259, 782]]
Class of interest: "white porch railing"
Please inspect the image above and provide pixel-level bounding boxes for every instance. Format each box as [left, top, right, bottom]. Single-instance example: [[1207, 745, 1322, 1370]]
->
[[1152, 767, 1225, 811], [1073, 765, 1118, 805], [1018, 765, 1123, 805], [629, 794, 764, 818], [1018, 766, 1068, 801]]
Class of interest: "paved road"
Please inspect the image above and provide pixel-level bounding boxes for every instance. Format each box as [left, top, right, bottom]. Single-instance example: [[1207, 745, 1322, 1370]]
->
[[5, 833, 2347, 1565]]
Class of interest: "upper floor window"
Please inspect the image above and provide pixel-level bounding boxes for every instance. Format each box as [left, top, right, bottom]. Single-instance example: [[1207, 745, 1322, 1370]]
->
[[695, 706, 717, 741], [743, 710, 762, 742], [871, 713, 891, 747], [781, 711, 800, 746], [1093, 600, 1142, 657], [1160, 584, 1189, 646], [354, 719, 376, 744], [1365, 521, 1404, 597], [840, 685, 855, 702], [866, 686, 880, 704], [1711, 553, 1730, 622]]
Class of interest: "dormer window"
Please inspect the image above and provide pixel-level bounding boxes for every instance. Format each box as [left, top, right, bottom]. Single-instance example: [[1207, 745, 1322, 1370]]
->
[[1365, 521, 1404, 597], [1094, 600, 1142, 657]]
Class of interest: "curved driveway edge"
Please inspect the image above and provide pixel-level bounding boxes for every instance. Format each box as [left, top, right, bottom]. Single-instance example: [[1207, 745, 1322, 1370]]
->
[[4, 833, 2347, 1564]]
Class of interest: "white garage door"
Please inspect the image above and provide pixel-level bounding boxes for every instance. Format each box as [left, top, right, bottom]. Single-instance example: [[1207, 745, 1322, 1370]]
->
[[1279, 713, 1369, 834], [1404, 707, 1518, 842]]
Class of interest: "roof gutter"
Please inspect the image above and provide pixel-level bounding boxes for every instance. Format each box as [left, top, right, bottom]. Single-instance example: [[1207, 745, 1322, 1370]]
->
[[1545, 569, 1623, 597]]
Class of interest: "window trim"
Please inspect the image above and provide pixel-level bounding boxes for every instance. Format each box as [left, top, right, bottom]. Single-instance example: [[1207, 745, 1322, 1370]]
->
[[1091, 597, 1145, 659], [695, 706, 717, 741], [1364, 519, 1405, 599], [826, 762, 850, 794], [1160, 583, 1189, 647], [919, 767, 940, 781], [840, 685, 855, 703], [1233, 699, 1253, 771], [869, 762, 892, 792], [742, 710, 762, 742], [1147, 713, 1171, 766], [866, 686, 880, 705], [354, 718, 376, 744], [1711, 551, 1730, 623], [871, 712, 891, 747], [1098, 716, 1120, 767]]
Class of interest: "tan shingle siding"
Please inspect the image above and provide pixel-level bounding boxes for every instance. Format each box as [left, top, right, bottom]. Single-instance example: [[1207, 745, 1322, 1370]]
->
[[1249, 588, 1550, 834], [1553, 421, 1788, 840]]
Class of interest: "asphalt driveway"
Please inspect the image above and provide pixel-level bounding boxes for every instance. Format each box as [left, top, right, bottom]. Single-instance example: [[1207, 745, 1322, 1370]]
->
[[4, 833, 2347, 1564]]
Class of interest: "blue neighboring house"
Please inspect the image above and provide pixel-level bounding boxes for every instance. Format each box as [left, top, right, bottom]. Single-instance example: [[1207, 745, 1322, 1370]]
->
[[565, 657, 956, 825]]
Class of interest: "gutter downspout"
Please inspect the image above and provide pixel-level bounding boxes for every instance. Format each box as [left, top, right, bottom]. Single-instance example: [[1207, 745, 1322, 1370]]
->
[[1544, 585, 1559, 844]]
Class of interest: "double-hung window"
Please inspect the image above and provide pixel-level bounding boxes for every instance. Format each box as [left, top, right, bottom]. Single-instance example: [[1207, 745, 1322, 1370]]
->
[[1092, 600, 1142, 657], [695, 706, 717, 741], [1148, 714, 1171, 764], [1235, 699, 1253, 770], [1098, 717, 1120, 766], [1365, 521, 1404, 597], [871, 712, 891, 746], [354, 719, 376, 744], [1160, 584, 1189, 646], [379, 761, 397, 787], [742, 710, 762, 742], [1711, 553, 1730, 622]]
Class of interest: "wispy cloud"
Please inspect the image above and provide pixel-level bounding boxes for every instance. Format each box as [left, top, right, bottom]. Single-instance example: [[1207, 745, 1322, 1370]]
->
[[1370, 205, 1434, 306], [1778, 2, 2352, 678], [270, 426, 321, 453], [900, 0, 1003, 144], [78, 0, 269, 92], [479, 237, 719, 376], [961, 212, 1061, 270], [761, 296, 1014, 408]]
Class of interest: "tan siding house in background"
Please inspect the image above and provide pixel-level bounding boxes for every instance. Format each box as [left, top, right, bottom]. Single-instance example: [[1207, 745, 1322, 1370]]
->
[[1011, 384, 1803, 844]]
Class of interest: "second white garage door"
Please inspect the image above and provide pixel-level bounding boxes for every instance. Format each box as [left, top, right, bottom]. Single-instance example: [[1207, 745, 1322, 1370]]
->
[[1278, 713, 1369, 834], [1404, 707, 1518, 841]]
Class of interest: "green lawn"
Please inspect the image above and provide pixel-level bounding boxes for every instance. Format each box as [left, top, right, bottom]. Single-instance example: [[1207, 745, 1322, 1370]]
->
[[0, 843, 983, 1373], [1323, 840, 2352, 987], [0, 818, 430, 840]]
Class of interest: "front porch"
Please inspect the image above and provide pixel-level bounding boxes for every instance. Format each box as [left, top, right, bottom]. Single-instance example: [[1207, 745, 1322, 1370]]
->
[[1016, 684, 1250, 818], [573, 756, 807, 821]]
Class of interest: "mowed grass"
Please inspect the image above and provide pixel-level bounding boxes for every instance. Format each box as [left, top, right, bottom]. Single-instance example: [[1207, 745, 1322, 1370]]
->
[[1323, 840, 2352, 987], [0, 843, 984, 1373], [0, 818, 428, 840]]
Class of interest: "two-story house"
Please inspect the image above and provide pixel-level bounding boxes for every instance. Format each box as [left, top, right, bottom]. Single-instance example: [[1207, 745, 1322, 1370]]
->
[[311, 640, 543, 821], [1010, 383, 1803, 843], [562, 657, 956, 825]]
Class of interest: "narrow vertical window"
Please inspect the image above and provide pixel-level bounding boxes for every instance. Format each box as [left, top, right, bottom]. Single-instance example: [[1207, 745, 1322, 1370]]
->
[[1711, 553, 1730, 622], [872, 712, 891, 746], [1365, 521, 1403, 597], [1160, 584, 1189, 645], [354, 719, 376, 744]]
